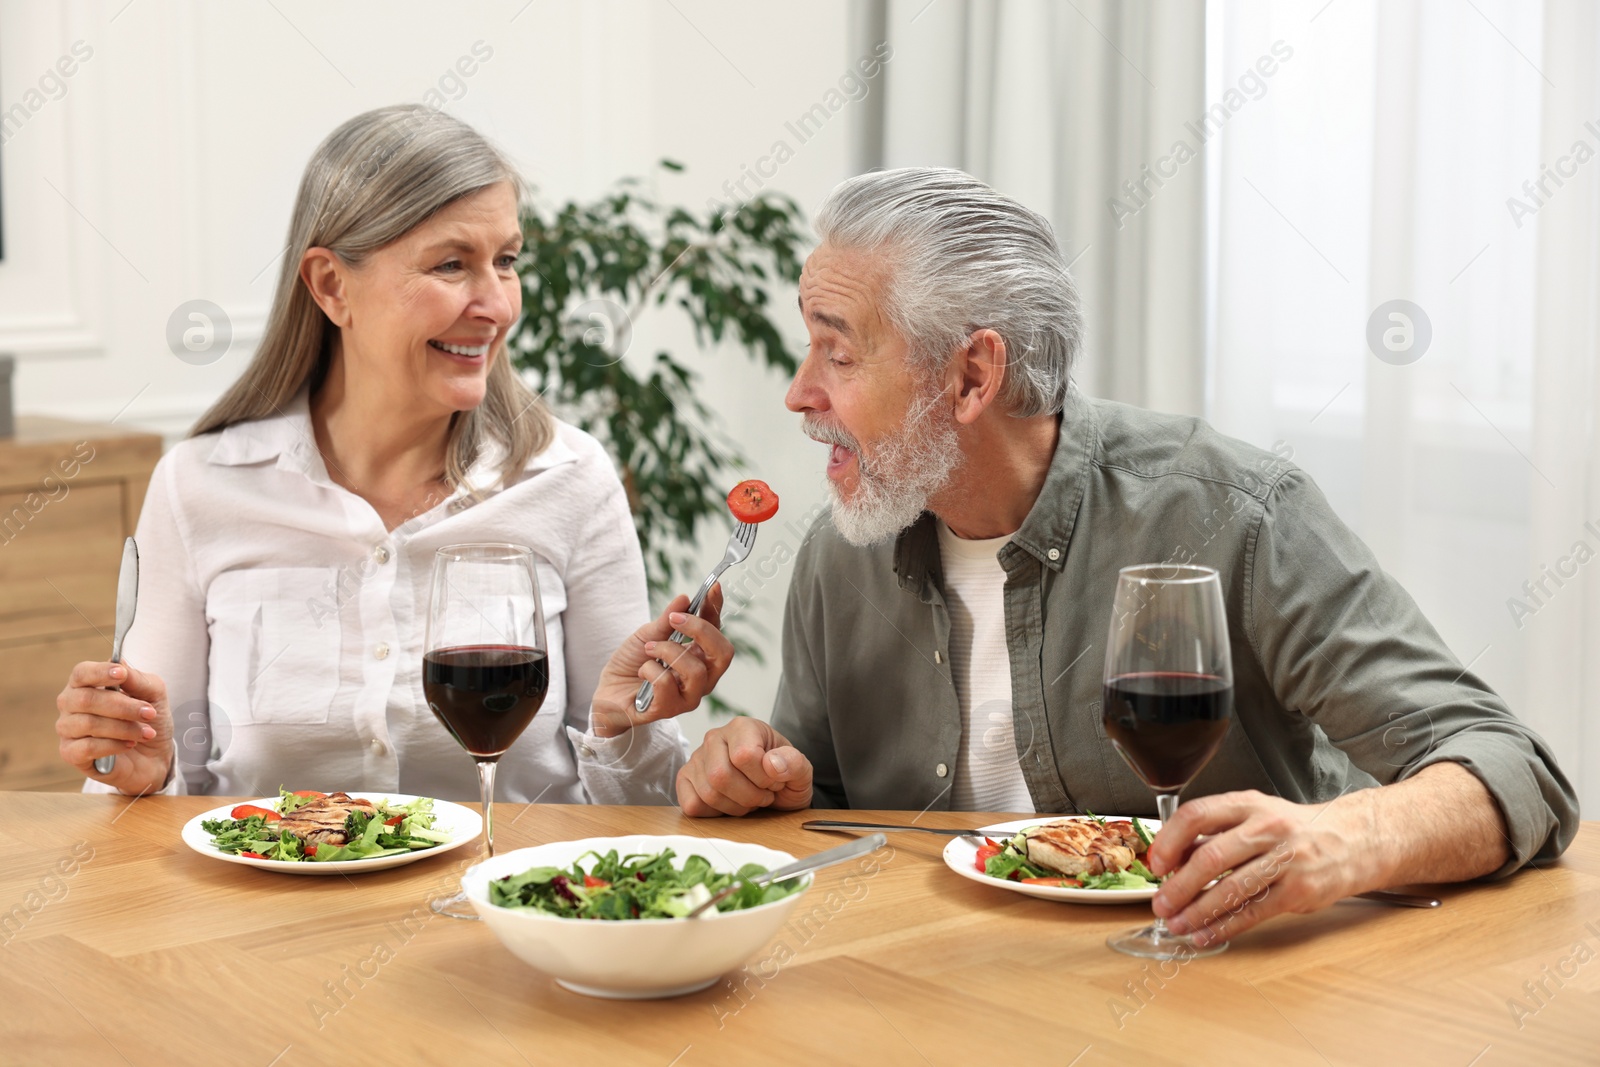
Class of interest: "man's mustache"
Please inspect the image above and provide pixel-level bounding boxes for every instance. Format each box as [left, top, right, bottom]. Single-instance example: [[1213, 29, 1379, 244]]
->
[[802, 416, 861, 454]]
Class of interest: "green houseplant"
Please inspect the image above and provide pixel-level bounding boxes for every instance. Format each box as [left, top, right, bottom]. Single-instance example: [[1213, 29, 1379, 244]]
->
[[506, 162, 808, 714]]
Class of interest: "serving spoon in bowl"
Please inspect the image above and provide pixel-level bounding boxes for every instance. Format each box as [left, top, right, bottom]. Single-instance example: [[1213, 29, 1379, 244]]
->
[[687, 832, 888, 918]]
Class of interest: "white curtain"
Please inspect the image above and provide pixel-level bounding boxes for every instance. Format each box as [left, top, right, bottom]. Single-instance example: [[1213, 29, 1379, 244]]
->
[[869, 0, 1209, 413], [1526, 0, 1600, 816], [1208, 0, 1599, 814], [867, 0, 1600, 813]]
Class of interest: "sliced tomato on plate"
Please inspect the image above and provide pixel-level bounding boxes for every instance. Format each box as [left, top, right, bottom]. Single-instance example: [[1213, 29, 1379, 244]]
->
[[583, 875, 610, 889], [1021, 876, 1083, 887], [727, 480, 779, 524], [230, 804, 280, 822], [974, 845, 1002, 873], [384, 814, 405, 826], [239, 851, 269, 860]]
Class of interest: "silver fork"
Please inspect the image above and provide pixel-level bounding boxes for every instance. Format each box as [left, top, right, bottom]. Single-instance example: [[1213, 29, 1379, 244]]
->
[[634, 520, 758, 713]]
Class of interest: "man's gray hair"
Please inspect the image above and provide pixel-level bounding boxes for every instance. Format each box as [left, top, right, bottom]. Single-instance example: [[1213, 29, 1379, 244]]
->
[[813, 167, 1082, 418]]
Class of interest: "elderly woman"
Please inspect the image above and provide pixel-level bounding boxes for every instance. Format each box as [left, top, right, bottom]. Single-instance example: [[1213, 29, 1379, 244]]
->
[[54, 105, 729, 803]]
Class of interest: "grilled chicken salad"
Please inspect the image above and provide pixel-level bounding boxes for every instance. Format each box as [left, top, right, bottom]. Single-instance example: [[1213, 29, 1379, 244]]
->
[[202, 790, 451, 862], [975, 814, 1162, 890]]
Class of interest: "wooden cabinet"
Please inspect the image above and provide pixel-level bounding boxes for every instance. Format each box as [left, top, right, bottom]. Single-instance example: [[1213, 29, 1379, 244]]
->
[[0, 417, 161, 791]]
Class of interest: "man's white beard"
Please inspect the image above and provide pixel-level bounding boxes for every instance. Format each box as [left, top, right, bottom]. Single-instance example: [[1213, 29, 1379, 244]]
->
[[807, 391, 963, 547]]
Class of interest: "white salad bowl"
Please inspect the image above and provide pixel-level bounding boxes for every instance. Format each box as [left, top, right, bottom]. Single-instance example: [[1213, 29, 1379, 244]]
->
[[461, 834, 812, 999]]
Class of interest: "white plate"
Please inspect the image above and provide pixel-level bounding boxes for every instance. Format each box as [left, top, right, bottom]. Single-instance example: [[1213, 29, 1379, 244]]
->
[[943, 816, 1163, 904], [180, 792, 482, 876]]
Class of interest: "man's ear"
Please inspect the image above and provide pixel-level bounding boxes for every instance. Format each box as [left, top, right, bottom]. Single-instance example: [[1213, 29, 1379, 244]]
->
[[951, 328, 1008, 425], [300, 248, 352, 328]]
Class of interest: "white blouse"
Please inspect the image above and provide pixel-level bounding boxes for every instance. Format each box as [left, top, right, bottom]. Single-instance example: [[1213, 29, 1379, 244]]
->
[[84, 390, 686, 804]]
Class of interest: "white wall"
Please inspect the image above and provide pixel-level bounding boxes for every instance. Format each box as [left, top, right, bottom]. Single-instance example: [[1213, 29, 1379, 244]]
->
[[0, 0, 885, 744]]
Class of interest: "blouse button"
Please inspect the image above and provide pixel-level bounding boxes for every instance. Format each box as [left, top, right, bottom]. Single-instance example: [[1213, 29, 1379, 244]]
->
[[1047, 548, 1061, 561], [374, 642, 391, 660], [373, 544, 392, 564], [935, 763, 949, 778], [370, 738, 386, 755]]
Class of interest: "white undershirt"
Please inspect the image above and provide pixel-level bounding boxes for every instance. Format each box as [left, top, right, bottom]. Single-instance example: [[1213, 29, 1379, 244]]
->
[[937, 520, 1035, 813]]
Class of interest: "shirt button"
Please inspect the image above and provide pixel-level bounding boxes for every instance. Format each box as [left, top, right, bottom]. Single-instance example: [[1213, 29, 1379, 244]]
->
[[373, 544, 392, 564], [370, 738, 386, 755], [578, 744, 596, 759], [374, 642, 390, 660], [935, 763, 949, 778], [934, 650, 944, 664], [1048, 548, 1061, 561]]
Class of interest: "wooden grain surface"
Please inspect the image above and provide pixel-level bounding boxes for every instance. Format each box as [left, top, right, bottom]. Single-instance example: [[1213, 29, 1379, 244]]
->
[[1, 793, 1595, 1066]]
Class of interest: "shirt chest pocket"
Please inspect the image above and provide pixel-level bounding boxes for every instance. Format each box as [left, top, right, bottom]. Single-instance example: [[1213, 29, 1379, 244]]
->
[[207, 567, 341, 725]]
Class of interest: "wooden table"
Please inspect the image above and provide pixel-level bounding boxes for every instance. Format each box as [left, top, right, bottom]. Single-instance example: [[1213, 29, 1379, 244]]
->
[[2, 793, 1596, 1066]]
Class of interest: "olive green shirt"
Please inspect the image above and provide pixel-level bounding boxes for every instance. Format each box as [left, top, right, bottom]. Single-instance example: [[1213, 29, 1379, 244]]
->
[[771, 389, 1579, 875]]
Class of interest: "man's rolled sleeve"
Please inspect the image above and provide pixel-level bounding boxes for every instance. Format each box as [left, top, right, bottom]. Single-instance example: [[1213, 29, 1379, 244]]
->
[[1402, 722, 1574, 875]]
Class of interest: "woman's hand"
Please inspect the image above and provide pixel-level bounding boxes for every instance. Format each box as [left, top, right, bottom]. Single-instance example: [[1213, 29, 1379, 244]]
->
[[590, 585, 734, 737], [56, 661, 175, 796]]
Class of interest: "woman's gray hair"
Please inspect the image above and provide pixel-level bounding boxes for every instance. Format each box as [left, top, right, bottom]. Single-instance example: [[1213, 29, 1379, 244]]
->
[[813, 167, 1082, 417]]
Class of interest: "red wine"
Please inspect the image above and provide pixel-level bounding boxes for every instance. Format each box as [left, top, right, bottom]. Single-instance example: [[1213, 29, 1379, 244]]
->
[[424, 644, 549, 760], [1102, 672, 1233, 792]]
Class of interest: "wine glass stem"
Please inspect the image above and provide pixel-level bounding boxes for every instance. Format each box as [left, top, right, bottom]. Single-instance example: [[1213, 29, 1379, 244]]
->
[[476, 760, 498, 858], [1152, 792, 1180, 940]]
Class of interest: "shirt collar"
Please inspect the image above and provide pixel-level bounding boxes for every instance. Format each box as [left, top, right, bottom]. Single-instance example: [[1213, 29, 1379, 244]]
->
[[892, 386, 1097, 595], [1008, 386, 1096, 572], [206, 387, 579, 491]]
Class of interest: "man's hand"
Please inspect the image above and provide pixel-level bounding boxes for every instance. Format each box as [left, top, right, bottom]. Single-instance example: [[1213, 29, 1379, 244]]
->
[[677, 717, 813, 817], [1147, 765, 1510, 947], [1145, 789, 1383, 947], [591, 585, 734, 738]]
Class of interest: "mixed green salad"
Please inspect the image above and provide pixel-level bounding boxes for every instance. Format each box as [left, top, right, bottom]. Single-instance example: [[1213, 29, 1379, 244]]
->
[[976, 815, 1163, 890], [489, 848, 803, 920], [202, 789, 451, 863]]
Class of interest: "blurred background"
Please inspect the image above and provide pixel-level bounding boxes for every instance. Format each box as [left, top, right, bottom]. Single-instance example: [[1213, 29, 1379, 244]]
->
[[1, 0, 1595, 816]]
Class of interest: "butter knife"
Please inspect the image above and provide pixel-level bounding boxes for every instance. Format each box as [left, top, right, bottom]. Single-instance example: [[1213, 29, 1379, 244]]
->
[[92, 537, 140, 775], [802, 819, 999, 839]]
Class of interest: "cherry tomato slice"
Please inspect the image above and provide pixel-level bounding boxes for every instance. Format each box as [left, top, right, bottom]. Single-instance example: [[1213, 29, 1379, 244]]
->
[[304, 844, 318, 857], [1021, 876, 1083, 887], [974, 845, 1002, 873], [384, 814, 405, 826], [583, 875, 610, 889], [240, 851, 269, 860], [727, 480, 779, 524], [231, 804, 281, 822]]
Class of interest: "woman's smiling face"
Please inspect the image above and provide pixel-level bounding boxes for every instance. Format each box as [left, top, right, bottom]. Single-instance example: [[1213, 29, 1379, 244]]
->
[[328, 181, 523, 415]]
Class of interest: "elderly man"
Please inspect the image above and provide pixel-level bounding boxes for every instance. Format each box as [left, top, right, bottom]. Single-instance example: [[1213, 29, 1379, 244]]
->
[[676, 167, 1578, 946]]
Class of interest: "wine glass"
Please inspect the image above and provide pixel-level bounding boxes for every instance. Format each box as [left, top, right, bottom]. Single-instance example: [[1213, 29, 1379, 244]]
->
[[1101, 564, 1234, 959], [423, 543, 549, 919]]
